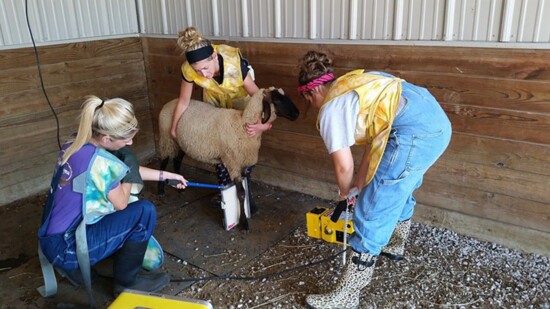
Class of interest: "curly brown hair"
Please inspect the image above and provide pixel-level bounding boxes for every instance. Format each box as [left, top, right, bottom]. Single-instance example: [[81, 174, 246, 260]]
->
[[297, 50, 334, 89]]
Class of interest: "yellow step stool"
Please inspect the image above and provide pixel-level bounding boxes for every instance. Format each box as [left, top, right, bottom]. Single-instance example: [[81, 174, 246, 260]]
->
[[109, 289, 213, 309]]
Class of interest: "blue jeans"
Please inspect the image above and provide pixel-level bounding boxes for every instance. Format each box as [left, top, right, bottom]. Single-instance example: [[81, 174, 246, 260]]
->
[[349, 81, 452, 255], [39, 200, 156, 270]]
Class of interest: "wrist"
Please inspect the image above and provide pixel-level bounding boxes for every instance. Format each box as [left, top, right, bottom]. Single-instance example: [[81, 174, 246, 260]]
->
[[266, 123, 272, 130], [337, 189, 347, 200]]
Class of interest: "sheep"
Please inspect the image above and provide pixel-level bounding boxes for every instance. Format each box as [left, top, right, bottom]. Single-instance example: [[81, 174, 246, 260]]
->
[[157, 88, 300, 229]]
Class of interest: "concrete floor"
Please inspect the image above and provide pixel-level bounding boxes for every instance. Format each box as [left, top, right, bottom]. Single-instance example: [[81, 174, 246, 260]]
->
[[0, 162, 324, 308]]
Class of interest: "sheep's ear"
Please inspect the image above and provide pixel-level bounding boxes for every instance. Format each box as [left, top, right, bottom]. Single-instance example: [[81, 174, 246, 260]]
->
[[261, 93, 272, 124]]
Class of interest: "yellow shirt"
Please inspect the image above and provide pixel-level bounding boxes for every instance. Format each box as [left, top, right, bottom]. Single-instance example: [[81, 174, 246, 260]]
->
[[181, 44, 248, 109], [318, 70, 403, 185]]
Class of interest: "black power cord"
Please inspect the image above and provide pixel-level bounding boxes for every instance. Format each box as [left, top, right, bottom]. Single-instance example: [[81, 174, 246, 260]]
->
[[24, 0, 62, 150], [169, 249, 346, 283]]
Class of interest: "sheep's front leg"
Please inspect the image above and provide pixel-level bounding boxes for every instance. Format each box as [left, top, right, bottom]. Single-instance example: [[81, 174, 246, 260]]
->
[[235, 179, 249, 231], [242, 166, 258, 216]]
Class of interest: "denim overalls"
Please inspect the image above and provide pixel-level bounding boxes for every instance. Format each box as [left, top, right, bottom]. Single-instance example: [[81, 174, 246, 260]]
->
[[38, 180, 157, 270], [349, 76, 452, 255]]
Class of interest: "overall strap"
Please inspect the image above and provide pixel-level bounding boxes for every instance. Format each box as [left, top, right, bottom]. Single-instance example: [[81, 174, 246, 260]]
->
[[37, 165, 97, 308], [37, 166, 63, 298], [76, 220, 96, 308]]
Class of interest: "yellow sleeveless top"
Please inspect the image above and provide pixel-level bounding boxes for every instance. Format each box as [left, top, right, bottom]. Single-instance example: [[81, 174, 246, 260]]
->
[[318, 70, 403, 185], [182, 44, 249, 109]]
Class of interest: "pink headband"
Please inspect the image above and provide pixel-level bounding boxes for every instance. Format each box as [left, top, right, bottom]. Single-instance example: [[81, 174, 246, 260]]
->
[[297, 73, 335, 92]]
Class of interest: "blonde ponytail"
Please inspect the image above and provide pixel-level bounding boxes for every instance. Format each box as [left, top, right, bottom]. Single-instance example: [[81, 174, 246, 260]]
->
[[61, 96, 139, 165]]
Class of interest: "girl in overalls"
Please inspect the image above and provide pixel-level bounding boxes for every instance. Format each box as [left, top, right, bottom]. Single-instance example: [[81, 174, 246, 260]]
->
[[297, 51, 452, 309]]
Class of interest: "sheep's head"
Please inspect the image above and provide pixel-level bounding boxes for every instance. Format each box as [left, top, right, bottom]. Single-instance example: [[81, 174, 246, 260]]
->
[[260, 88, 300, 123]]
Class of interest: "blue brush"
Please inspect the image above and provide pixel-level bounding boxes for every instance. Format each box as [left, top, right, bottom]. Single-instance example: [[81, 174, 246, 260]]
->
[[164, 179, 223, 190]]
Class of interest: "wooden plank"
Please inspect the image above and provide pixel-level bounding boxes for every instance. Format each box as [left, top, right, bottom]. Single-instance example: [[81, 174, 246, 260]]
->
[[415, 180, 550, 234], [251, 62, 550, 114], [0, 71, 148, 121], [414, 204, 550, 256], [263, 131, 550, 177], [444, 133, 550, 176], [142, 37, 182, 57], [252, 164, 337, 201], [426, 158, 549, 204], [442, 103, 550, 144], [259, 133, 548, 204], [0, 173, 53, 206], [405, 72, 550, 113], [0, 52, 145, 94], [258, 146, 336, 183], [253, 64, 550, 144], [231, 42, 550, 81], [259, 143, 550, 204], [1, 103, 154, 178], [0, 38, 143, 70]]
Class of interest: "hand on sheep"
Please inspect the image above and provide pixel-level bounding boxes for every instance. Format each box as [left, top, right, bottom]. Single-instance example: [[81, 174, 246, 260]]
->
[[170, 126, 178, 139], [245, 115, 272, 138]]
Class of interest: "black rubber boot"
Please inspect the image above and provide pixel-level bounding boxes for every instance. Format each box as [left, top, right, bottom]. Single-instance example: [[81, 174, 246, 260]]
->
[[112, 241, 170, 296]]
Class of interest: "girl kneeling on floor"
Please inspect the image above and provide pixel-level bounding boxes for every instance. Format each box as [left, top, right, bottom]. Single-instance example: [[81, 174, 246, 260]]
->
[[38, 96, 187, 296]]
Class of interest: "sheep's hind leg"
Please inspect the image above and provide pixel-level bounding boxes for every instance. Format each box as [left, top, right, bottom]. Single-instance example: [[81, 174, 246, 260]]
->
[[172, 150, 185, 175]]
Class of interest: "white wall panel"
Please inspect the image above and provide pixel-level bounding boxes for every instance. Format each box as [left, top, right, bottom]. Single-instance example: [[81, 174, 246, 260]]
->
[[398, 0, 445, 40], [248, 0, 275, 37], [509, 0, 550, 42], [218, 0, 243, 37], [139, 0, 212, 36], [2, 0, 550, 49], [0, 0, 138, 48], [314, 0, 349, 39], [1, 0, 32, 46], [280, 0, 308, 38], [356, 0, 395, 40]]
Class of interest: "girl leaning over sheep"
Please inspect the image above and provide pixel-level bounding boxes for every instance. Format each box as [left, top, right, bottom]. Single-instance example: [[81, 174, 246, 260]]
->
[[171, 26, 269, 201]]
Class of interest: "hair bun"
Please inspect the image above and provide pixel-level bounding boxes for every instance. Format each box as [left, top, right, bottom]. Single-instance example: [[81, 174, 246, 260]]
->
[[177, 27, 204, 53]]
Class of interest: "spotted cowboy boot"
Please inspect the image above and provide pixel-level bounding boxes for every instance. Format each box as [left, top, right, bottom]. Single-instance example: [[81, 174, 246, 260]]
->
[[306, 250, 377, 309], [381, 219, 412, 261]]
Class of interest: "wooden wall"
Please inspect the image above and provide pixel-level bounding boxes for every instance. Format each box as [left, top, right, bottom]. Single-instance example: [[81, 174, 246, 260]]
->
[[0, 38, 154, 205], [143, 37, 550, 255], [2, 36, 547, 254]]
